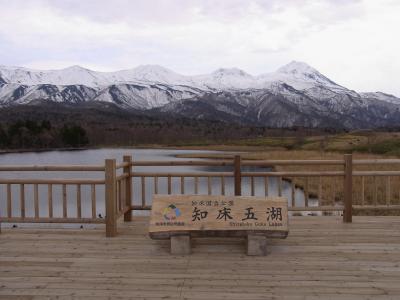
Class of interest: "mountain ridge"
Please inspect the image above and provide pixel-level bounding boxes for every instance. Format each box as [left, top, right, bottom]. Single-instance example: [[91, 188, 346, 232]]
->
[[1, 61, 400, 129], [0, 61, 349, 89]]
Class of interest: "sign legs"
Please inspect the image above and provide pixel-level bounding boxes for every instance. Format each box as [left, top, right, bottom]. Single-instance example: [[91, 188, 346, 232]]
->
[[169, 234, 269, 256], [170, 235, 191, 255], [247, 234, 267, 256]]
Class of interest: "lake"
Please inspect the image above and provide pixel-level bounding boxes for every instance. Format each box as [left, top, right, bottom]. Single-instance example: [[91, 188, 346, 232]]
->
[[0, 148, 318, 222]]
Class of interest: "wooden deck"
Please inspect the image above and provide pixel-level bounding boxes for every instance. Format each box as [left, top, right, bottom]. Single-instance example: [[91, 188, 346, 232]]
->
[[1, 216, 400, 299]]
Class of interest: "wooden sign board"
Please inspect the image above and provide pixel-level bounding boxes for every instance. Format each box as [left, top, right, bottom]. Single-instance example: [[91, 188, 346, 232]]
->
[[149, 195, 288, 239]]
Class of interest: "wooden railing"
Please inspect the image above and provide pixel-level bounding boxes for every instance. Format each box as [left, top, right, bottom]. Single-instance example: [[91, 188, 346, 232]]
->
[[131, 156, 349, 218], [1, 154, 400, 236], [131, 154, 400, 223], [0, 167, 105, 225]]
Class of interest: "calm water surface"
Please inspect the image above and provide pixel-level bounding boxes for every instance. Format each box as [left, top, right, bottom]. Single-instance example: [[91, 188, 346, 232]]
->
[[0, 148, 318, 222]]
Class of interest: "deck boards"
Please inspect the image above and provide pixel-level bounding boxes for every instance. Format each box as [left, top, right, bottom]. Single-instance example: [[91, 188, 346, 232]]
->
[[1, 216, 400, 299]]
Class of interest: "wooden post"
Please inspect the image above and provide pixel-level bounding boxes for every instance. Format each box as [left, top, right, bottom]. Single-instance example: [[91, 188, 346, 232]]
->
[[20, 184, 25, 218], [181, 177, 185, 194], [34, 184, 39, 218], [62, 184, 67, 218], [167, 176, 172, 194], [141, 177, 146, 207], [361, 176, 365, 206], [234, 155, 242, 196], [247, 234, 267, 256], [304, 178, 309, 207], [386, 176, 391, 206], [250, 176, 255, 196], [105, 159, 117, 237], [48, 184, 53, 218], [91, 184, 96, 219], [170, 235, 191, 255], [7, 184, 12, 217], [154, 176, 158, 194], [343, 154, 353, 223], [291, 181, 295, 207], [194, 177, 199, 194], [76, 184, 82, 219], [123, 155, 132, 222]]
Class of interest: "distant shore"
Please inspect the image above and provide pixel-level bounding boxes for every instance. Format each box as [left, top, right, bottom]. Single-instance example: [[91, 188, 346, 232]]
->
[[0, 144, 272, 155], [2, 129, 400, 157], [0, 147, 91, 154]]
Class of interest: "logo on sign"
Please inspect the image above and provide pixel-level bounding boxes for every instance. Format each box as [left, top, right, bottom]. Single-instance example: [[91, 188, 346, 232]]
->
[[162, 204, 181, 221]]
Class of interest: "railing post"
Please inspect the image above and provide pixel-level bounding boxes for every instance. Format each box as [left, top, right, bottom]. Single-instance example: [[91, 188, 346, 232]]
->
[[123, 155, 132, 222], [234, 155, 242, 196], [105, 159, 117, 237], [343, 154, 353, 223]]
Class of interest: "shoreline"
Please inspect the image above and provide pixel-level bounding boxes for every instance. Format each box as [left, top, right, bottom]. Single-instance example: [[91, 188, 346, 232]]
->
[[0, 147, 92, 154], [0, 144, 272, 155]]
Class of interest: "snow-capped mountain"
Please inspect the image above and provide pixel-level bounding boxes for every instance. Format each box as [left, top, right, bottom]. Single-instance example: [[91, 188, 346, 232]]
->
[[0, 61, 348, 90], [92, 83, 202, 109], [360, 92, 400, 104], [262, 61, 340, 87], [195, 68, 257, 90], [1, 61, 400, 128], [0, 65, 107, 87]]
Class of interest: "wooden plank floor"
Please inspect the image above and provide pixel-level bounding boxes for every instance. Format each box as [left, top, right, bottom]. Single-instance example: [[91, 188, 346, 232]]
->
[[1, 216, 400, 300]]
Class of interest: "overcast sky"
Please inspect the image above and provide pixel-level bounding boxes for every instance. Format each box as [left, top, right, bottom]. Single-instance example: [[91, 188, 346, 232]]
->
[[0, 0, 399, 95]]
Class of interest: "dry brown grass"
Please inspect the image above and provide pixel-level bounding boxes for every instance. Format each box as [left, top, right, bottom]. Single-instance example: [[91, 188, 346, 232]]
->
[[248, 151, 400, 208], [177, 150, 400, 215]]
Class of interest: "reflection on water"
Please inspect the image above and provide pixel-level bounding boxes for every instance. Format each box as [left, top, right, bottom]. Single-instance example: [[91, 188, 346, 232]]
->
[[0, 148, 320, 222]]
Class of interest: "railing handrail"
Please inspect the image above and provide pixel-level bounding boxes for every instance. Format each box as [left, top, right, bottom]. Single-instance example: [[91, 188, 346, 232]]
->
[[131, 158, 400, 167], [0, 165, 105, 171], [132, 172, 233, 177], [0, 178, 105, 184], [241, 159, 345, 166], [116, 162, 130, 169], [0, 217, 105, 224], [131, 171, 345, 177], [353, 159, 400, 165], [242, 171, 344, 177], [353, 171, 400, 176], [2, 158, 400, 172], [131, 159, 345, 166], [131, 160, 234, 166]]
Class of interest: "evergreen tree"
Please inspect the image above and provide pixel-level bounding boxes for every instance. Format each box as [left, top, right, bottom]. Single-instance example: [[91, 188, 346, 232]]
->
[[61, 125, 89, 147], [0, 124, 8, 146]]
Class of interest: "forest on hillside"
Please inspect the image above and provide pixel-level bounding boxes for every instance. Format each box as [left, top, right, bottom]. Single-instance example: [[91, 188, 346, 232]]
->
[[0, 103, 339, 150]]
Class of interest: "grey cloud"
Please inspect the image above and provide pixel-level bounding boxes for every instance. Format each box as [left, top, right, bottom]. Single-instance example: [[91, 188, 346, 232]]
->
[[0, 0, 399, 95]]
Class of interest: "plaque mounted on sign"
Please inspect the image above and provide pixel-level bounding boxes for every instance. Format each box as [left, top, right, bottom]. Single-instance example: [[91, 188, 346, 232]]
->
[[149, 195, 289, 239]]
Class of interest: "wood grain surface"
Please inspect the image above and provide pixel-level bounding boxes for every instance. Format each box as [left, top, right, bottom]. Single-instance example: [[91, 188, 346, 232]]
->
[[149, 195, 288, 239], [1, 216, 399, 299]]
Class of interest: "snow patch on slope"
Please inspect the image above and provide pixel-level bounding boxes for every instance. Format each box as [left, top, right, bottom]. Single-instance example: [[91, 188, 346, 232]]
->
[[360, 92, 400, 104], [257, 61, 343, 91], [1, 61, 399, 110]]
